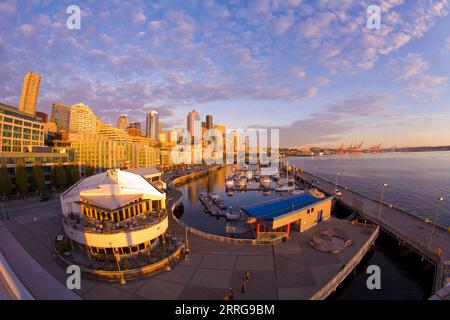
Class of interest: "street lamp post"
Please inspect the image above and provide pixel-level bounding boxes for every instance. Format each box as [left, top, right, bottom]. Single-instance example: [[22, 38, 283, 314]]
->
[[335, 172, 340, 192], [427, 197, 444, 250], [378, 183, 388, 227]]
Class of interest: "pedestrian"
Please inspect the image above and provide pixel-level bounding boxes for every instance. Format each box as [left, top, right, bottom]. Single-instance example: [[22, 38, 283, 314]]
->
[[245, 271, 250, 281], [240, 281, 246, 294], [228, 287, 234, 300]]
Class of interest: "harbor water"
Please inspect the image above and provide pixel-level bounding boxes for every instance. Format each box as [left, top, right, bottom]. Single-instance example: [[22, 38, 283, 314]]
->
[[175, 163, 434, 299], [287, 151, 450, 228]]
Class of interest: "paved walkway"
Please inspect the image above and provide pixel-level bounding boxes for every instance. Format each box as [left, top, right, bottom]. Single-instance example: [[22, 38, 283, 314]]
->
[[0, 200, 80, 299], [300, 171, 450, 290], [0, 188, 377, 300]]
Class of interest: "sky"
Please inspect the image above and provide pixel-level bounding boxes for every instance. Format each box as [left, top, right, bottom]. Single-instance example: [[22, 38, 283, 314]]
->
[[1, 0, 450, 148]]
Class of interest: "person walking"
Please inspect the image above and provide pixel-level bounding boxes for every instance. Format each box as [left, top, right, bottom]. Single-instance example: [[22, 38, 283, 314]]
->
[[240, 281, 246, 294], [245, 271, 250, 281], [228, 287, 234, 300]]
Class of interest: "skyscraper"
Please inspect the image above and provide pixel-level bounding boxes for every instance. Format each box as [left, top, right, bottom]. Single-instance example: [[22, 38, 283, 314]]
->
[[146, 111, 159, 142], [187, 109, 201, 143], [68, 103, 97, 133], [206, 115, 213, 130], [19, 71, 41, 116], [126, 122, 142, 136], [117, 114, 129, 131]]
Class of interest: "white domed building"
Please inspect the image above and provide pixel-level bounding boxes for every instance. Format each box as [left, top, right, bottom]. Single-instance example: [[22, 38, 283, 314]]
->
[[60, 169, 168, 258]]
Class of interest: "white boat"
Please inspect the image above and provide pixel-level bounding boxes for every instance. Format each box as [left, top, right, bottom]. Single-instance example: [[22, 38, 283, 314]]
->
[[237, 178, 247, 190], [225, 178, 235, 189], [209, 192, 219, 200], [226, 221, 250, 234], [275, 184, 295, 192], [272, 172, 280, 182], [260, 176, 271, 189]]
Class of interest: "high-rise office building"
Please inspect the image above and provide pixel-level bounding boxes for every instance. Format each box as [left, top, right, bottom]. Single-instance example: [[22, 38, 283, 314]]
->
[[206, 115, 213, 130], [51, 104, 71, 131], [187, 109, 200, 143], [0, 103, 45, 152], [146, 111, 159, 142], [117, 114, 129, 131], [68, 103, 97, 133], [126, 122, 142, 136], [19, 72, 41, 116]]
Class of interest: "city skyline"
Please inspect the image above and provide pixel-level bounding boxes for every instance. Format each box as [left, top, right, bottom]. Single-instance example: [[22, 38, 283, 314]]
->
[[1, 1, 450, 148]]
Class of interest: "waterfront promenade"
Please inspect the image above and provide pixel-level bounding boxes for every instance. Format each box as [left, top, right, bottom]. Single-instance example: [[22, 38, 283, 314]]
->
[[0, 185, 377, 300], [299, 171, 450, 292]]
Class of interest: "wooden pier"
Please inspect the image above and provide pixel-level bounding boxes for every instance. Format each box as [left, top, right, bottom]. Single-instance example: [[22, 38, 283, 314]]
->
[[299, 171, 450, 294]]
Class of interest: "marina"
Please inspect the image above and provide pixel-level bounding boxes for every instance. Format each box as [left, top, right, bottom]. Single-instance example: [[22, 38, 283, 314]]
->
[[172, 164, 438, 299]]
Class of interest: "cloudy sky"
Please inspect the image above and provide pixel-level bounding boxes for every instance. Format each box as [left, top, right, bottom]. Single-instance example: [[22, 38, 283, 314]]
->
[[1, 0, 450, 148]]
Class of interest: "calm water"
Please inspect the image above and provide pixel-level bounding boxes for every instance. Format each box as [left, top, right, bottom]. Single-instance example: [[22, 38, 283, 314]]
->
[[287, 152, 450, 228], [176, 163, 434, 299], [176, 166, 282, 237]]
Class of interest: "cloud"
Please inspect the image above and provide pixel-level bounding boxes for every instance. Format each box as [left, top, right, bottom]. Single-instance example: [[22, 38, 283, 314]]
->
[[390, 53, 447, 100]]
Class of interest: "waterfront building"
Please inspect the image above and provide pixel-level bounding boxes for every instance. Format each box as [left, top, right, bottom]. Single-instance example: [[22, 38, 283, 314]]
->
[[68, 121, 161, 170], [206, 115, 213, 130], [159, 132, 167, 144], [125, 167, 166, 190], [201, 121, 207, 136], [60, 169, 167, 257], [168, 130, 178, 146], [50, 103, 71, 131], [146, 111, 159, 142], [0, 103, 45, 152], [18, 72, 41, 116], [126, 122, 142, 137], [68, 103, 97, 133], [117, 114, 129, 131], [187, 109, 201, 143], [241, 193, 332, 238]]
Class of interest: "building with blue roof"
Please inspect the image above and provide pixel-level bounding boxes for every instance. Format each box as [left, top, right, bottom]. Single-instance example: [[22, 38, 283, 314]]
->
[[241, 193, 333, 239]]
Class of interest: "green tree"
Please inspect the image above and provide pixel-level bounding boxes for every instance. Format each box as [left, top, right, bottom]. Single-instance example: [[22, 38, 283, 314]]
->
[[0, 162, 12, 198], [84, 165, 95, 177], [54, 162, 67, 190], [72, 165, 80, 184], [31, 162, 45, 193], [65, 165, 80, 186], [15, 160, 28, 197]]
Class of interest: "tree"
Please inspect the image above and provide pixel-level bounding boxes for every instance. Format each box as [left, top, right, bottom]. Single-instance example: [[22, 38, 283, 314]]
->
[[66, 165, 80, 186], [0, 162, 12, 198], [72, 165, 80, 184], [15, 160, 28, 197], [54, 162, 67, 190], [31, 162, 45, 193], [84, 165, 95, 177]]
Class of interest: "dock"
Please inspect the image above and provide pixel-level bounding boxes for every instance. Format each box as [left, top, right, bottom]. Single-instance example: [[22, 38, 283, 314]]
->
[[298, 171, 450, 293]]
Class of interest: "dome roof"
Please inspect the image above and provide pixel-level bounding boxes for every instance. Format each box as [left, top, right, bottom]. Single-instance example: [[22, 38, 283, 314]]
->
[[61, 169, 165, 210]]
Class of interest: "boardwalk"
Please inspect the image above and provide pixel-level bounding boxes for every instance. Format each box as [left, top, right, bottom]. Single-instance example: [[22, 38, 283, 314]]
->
[[299, 171, 450, 292]]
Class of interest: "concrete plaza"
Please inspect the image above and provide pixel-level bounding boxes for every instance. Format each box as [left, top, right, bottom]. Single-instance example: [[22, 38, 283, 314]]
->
[[0, 195, 376, 300]]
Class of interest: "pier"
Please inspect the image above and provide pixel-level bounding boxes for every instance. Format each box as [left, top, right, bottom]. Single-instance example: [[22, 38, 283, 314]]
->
[[298, 171, 450, 294]]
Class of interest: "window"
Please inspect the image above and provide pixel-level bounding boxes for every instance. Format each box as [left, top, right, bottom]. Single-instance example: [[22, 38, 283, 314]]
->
[[311, 207, 315, 212], [307, 209, 310, 214]]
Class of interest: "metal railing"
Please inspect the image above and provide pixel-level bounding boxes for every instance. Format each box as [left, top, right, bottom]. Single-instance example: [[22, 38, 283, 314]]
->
[[309, 224, 379, 300], [63, 211, 168, 234]]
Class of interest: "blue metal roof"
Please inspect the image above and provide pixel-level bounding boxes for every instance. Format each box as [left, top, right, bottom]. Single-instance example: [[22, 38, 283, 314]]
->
[[241, 193, 328, 221]]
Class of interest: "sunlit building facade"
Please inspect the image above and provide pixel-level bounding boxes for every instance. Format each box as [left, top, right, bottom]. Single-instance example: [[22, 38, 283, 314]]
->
[[18, 71, 41, 116], [61, 169, 167, 257], [0, 103, 45, 152]]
